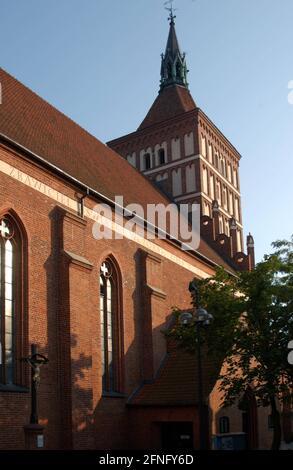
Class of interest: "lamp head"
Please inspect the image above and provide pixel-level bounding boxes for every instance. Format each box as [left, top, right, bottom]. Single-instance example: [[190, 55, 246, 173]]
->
[[196, 307, 213, 325], [179, 311, 193, 326]]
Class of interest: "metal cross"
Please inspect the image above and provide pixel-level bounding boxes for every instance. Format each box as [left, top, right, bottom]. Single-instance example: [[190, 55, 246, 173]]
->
[[164, 0, 177, 21], [0, 220, 9, 238]]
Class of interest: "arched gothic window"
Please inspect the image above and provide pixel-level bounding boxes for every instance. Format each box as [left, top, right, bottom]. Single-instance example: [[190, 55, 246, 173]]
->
[[0, 214, 26, 387], [100, 258, 123, 394]]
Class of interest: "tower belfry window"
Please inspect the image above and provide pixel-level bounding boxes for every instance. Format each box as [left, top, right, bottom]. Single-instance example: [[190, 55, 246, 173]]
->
[[176, 61, 181, 79], [144, 153, 151, 170], [158, 148, 165, 165]]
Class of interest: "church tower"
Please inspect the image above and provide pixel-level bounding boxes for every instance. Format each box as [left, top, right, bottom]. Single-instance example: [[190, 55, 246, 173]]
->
[[108, 12, 245, 257]]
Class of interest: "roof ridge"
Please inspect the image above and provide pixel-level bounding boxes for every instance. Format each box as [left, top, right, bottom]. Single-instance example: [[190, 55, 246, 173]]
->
[[138, 84, 196, 130]]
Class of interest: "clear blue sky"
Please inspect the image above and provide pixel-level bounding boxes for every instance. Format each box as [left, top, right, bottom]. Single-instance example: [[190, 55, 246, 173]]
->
[[1, 0, 292, 261]]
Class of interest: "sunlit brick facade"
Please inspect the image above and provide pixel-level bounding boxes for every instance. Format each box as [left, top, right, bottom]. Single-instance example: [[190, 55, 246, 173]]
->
[[0, 14, 286, 450]]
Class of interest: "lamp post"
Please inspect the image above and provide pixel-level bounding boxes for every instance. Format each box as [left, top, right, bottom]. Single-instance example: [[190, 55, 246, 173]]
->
[[179, 280, 213, 450]]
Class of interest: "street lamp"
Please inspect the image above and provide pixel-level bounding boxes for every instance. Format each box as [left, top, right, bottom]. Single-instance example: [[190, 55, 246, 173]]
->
[[179, 280, 213, 450]]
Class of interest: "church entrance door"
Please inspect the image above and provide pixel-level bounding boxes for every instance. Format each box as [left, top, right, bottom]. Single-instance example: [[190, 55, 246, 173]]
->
[[160, 422, 193, 450]]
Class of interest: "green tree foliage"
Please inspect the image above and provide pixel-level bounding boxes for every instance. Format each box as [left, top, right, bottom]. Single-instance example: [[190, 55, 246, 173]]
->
[[167, 237, 293, 449]]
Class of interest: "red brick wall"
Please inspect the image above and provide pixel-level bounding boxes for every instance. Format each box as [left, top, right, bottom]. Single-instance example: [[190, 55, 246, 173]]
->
[[0, 142, 216, 449]]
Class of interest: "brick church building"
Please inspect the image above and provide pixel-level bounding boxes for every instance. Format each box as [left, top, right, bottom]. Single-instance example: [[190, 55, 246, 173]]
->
[[0, 14, 282, 450]]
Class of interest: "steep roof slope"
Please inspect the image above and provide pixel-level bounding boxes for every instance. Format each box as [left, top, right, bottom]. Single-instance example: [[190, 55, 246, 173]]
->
[[0, 68, 234, 271], [129, 343, 219, 406], [138, 85, 196, 130], [0, 68, 170, 209]]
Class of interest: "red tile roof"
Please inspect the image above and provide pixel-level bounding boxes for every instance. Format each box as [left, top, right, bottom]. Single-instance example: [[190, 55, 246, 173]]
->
[[0, 68, 234, 271], [129, 344, 219, 406], [138, 85, 196, 130], [0, 68, 169, 210]]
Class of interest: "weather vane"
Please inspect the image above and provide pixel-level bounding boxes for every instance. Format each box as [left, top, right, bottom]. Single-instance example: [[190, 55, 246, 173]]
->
[[164, 0, 177, 23]]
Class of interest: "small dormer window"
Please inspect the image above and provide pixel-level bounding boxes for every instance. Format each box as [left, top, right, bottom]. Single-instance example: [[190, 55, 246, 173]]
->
[[144, 153, 151, 170], [158, 148, 165, 165]]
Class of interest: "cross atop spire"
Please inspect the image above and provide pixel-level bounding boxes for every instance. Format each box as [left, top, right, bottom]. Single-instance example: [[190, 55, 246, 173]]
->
[[164, 0, 177, 25], [160, 5, 189, 92]]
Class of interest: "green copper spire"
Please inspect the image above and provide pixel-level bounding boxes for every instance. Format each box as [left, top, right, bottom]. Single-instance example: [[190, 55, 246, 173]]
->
[[160, 9, 189, 92]]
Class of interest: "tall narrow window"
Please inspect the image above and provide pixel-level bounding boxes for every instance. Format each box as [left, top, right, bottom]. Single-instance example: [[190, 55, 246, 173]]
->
[[144, 153, 151, 170], [229, 191, 234, 215], [235, 197, 240, 221], [176, 61, 181, 79], [0, 215, 25, 386], [100, 259, 123, 394], [227, 163, 232, 182], [210, 174, 215, 200], [208, 143, 213, 163], [216, 180, 222, 205], [219, 215, 224, 234], [223, 187, 228, 210], [214, 153, 219, 169], [219, 416, 230, 434], [202, 166, 208, 194], [158, 148, 165, 165], [221, 157, 226, 177], [225, 219, 230, 236], [233, 168, 238, 188], [201, 135, 207, 157]]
